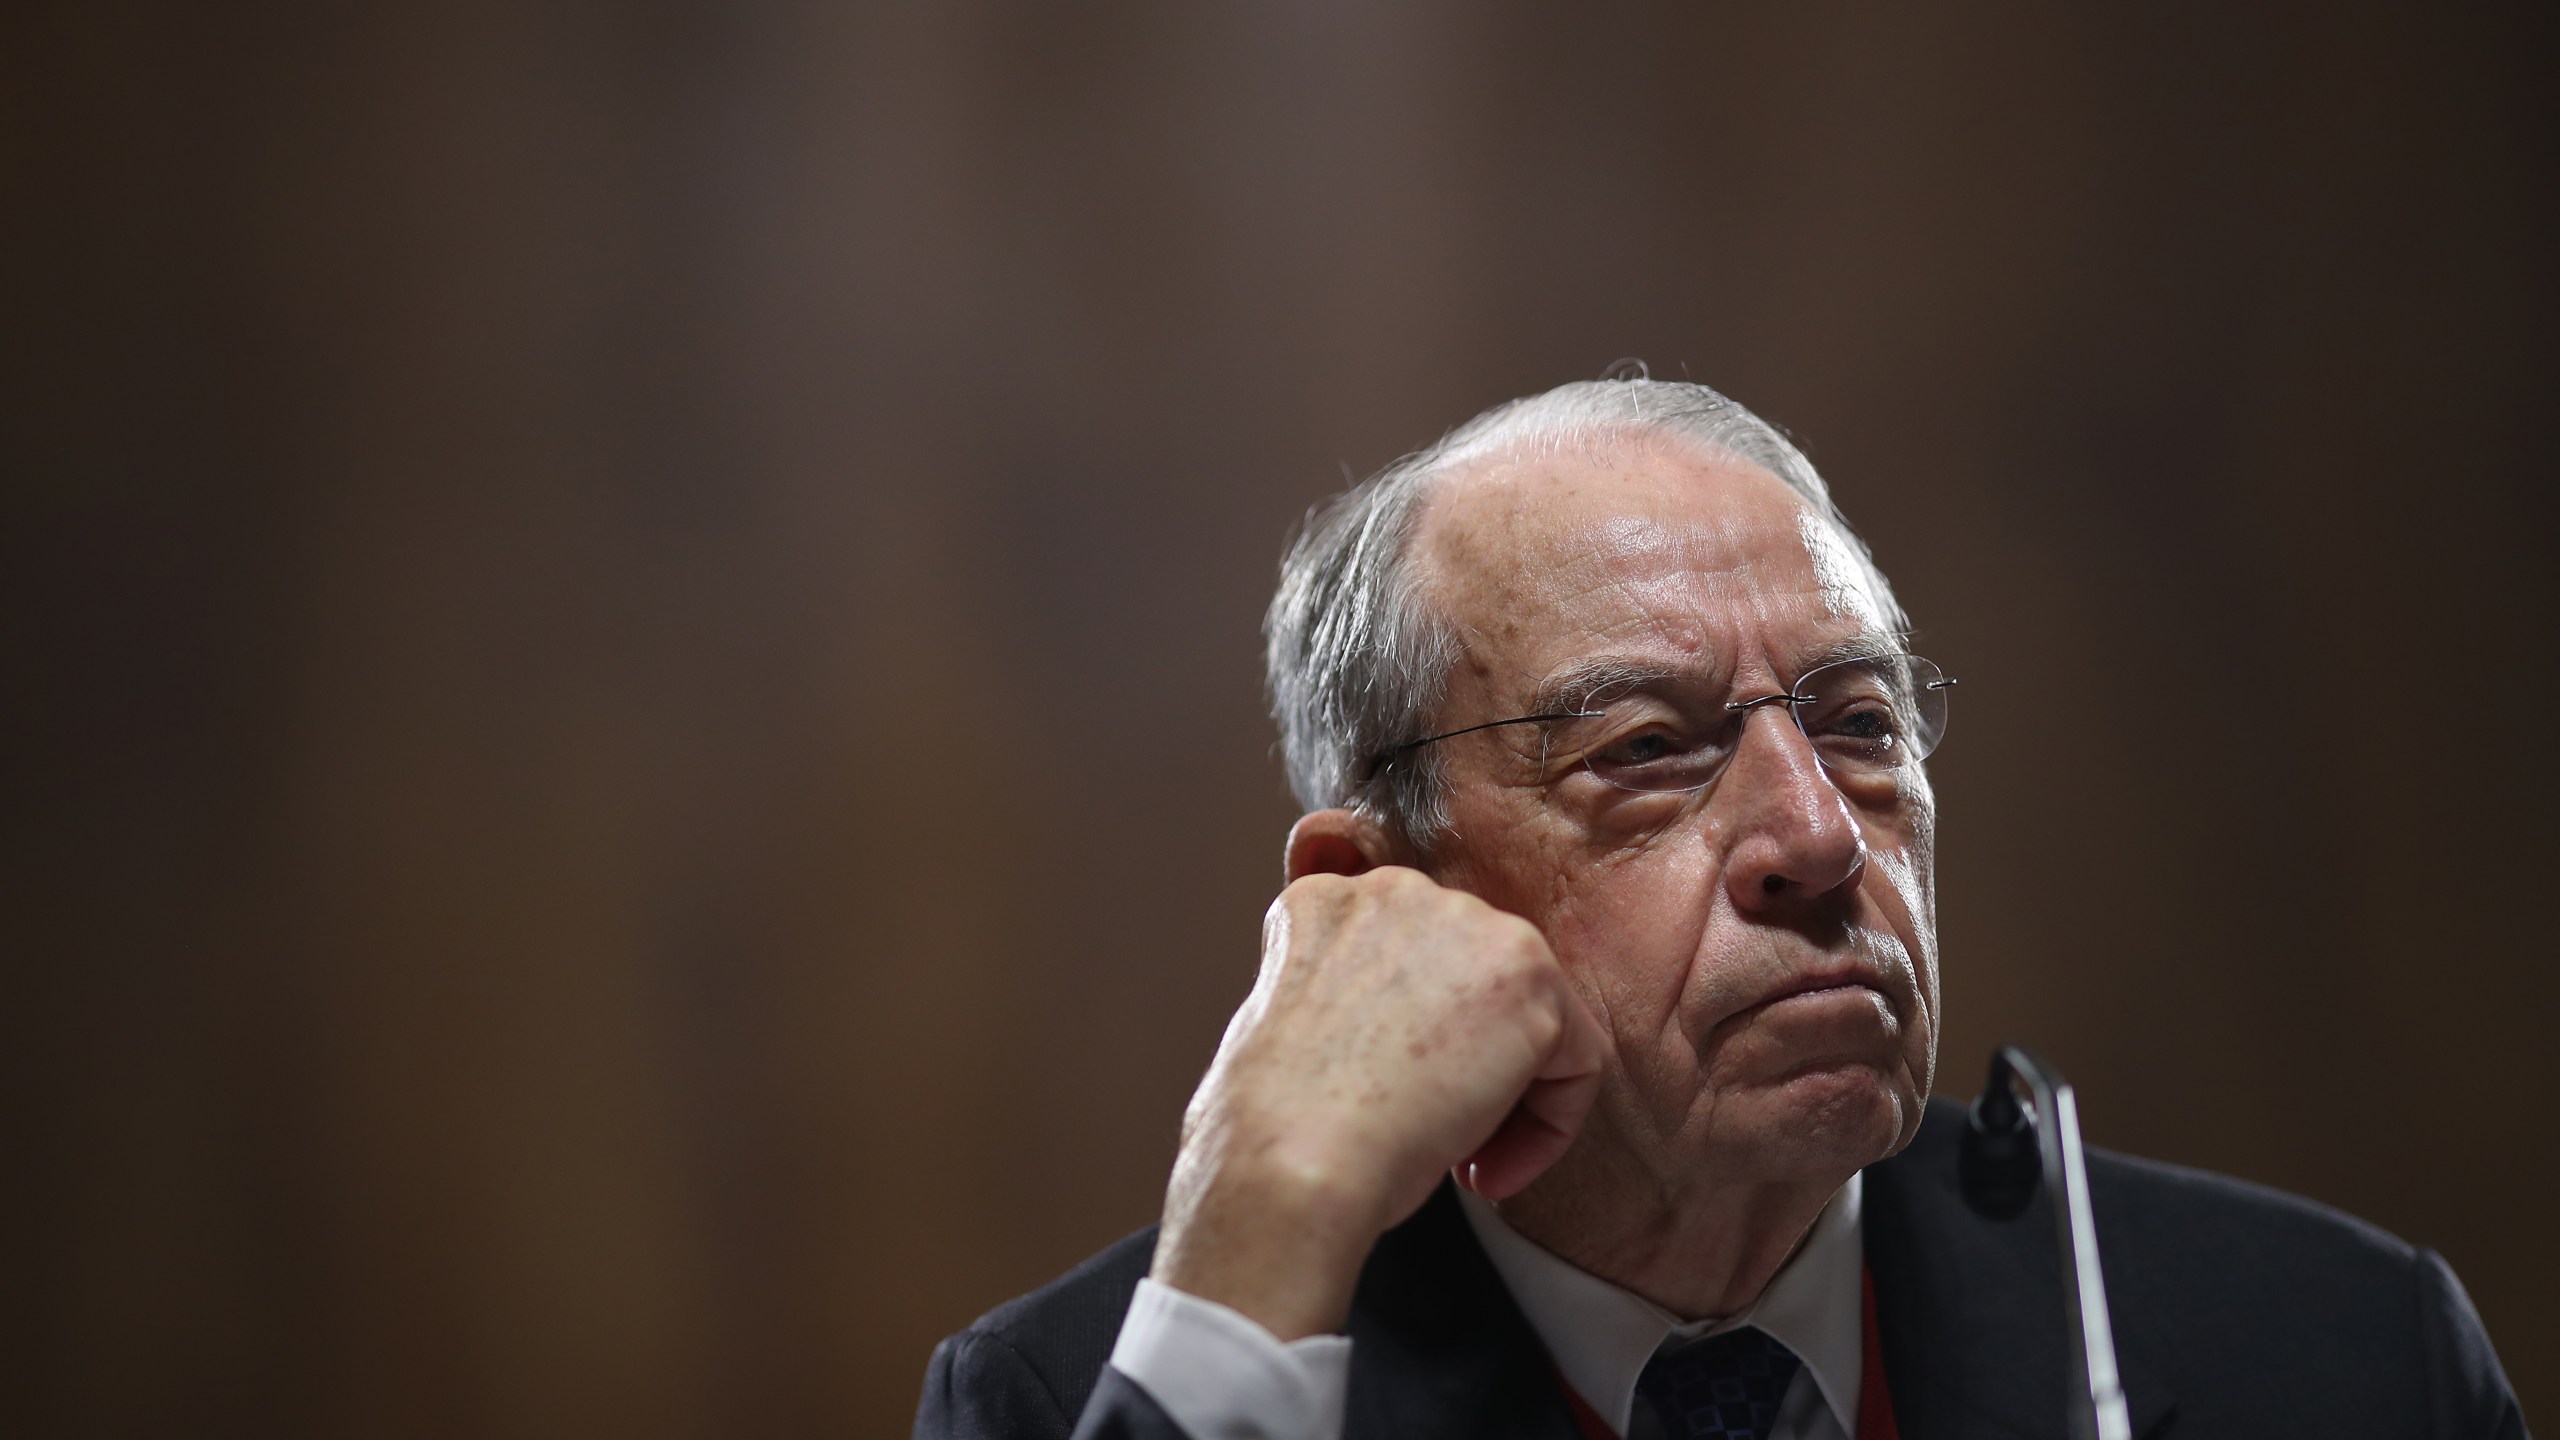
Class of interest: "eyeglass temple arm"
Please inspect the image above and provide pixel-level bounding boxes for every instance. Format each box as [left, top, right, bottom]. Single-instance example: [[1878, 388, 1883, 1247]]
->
[[1358, 709, 1606, 786]]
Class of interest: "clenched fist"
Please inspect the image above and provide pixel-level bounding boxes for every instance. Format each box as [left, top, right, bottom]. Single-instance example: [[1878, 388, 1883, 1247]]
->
[[1150, 863, 1608, 1341]]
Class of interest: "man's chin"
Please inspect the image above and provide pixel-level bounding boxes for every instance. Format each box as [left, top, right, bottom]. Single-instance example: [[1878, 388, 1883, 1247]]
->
[[1711, 1062, 1917, 1181]]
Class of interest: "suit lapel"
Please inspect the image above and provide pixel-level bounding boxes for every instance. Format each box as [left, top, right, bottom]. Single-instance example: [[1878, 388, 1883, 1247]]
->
[[1863, 1101, 2174, 1440], [1344, 1182, 1583, 1440]]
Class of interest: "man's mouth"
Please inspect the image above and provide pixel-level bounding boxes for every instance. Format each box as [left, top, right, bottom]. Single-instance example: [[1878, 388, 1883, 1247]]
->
[[1735, 966, 1909, 1038], [1692, 946, 1913, 1044], [1754, 969, 1886, 1010]]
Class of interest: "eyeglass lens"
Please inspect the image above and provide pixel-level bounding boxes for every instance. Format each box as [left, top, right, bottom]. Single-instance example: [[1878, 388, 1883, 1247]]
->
[[1549, 655, 1952, 794]]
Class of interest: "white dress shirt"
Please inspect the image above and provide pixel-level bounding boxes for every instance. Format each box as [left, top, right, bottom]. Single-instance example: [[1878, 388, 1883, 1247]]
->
[[1109, 1175, 1865, 1440]]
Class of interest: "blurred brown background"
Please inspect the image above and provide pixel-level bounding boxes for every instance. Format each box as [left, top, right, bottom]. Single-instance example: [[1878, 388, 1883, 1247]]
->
[[7, 1, 2554, 1434]]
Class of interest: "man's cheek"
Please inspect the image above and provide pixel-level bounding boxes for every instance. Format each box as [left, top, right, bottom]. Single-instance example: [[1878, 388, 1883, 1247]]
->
[[1564, 890, 1707, 1028], [1867, 842, 1933, 935]]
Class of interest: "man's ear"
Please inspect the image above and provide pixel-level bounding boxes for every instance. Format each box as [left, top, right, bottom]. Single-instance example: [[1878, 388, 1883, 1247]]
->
[[1284, 808, 1409, 882]]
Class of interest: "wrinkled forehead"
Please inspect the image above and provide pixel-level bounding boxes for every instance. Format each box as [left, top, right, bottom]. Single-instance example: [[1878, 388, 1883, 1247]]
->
[[1407, 436, 1894, 696]]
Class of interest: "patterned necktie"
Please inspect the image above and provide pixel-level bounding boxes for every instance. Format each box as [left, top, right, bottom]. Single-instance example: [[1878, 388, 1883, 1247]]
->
[[1634, 1325, 1803, 1440]]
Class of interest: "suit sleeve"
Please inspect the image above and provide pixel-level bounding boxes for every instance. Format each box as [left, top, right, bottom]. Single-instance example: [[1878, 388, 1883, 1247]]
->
[[1067, 1369, 1196, 1440], [913, 1330, 1189, 1440], [2413, 1249, 2529, 1440]]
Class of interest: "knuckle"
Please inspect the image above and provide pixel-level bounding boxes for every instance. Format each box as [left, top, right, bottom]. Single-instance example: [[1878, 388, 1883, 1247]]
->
[[1490, 913, 1551, 968], [1291, 871, 1348, 900], [1483, 941, 1543, 993], [1371, 866, 1429, 898], [1517, 995, 1565, 1050], [1278, 872, 1348, 919]]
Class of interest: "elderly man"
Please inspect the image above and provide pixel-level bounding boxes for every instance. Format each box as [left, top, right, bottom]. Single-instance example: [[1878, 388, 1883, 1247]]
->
[[915, 380, 2525, 1440]]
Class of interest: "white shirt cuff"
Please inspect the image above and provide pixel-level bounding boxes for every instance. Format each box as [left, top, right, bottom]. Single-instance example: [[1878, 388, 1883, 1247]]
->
[[1107, 1277, 1352, 1440]]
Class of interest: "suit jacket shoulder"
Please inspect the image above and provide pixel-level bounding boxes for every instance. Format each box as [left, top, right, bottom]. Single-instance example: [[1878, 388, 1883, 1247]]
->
[[914, 1225, 1159, 1440], [1866, 1098, 2527, 1439]]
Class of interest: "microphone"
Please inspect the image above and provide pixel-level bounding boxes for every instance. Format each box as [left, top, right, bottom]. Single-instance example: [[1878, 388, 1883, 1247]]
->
[[1958, 1046, 2134, 1440]]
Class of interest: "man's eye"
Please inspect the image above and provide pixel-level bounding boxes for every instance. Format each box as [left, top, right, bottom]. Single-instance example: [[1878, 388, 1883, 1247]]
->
[[1580, 727, 1731, 792], [1603, 732, 1678, 765], [1818, 704, 1905, 747]]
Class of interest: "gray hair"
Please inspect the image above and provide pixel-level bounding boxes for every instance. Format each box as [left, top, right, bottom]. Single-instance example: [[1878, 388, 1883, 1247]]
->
[[1263, 375, 1908, 845]]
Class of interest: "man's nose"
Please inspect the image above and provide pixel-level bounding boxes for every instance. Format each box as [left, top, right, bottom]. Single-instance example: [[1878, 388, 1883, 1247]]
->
[[1719, 707, 1867, 913]]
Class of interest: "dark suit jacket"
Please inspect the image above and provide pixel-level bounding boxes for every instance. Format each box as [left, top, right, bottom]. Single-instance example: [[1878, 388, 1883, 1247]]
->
[[915, 1100, 2526, 1439]]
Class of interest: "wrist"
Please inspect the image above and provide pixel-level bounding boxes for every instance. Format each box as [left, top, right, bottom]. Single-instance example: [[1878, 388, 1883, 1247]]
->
[[1152, 1125, 1388, 1341]]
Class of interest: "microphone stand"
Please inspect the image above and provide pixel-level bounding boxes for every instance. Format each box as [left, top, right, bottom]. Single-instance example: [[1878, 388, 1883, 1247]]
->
[[1958, 1046, 2133, 1440]]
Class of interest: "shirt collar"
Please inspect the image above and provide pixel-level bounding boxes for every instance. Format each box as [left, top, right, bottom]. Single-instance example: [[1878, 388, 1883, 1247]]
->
[[1455, 1174, 1865, 1438]]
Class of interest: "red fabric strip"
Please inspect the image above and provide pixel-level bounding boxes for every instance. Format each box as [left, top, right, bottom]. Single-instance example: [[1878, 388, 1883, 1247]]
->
[[1562, 1373, 1616, 1440], [1857, 1263, 1900, 1440]]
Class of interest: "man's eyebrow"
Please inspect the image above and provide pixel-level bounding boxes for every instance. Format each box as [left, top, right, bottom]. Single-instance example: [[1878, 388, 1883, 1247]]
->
[[1525, 632, 1911, 713], [1525, 657, 1697, 716], [1808, 631, 1910, 669]]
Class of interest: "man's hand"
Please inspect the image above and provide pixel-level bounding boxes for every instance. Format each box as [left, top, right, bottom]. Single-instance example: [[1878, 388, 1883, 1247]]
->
[[1149, 866, 1608, 1341]]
